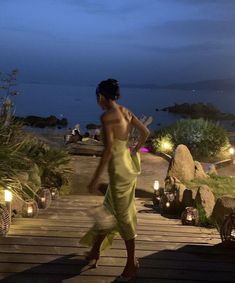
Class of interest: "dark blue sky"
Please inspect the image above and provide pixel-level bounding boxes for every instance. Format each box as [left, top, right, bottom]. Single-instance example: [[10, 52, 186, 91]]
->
[[1, 0, 235, 85]]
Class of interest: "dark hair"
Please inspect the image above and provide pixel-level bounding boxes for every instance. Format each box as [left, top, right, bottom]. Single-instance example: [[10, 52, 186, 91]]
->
[[96, 78, 120, 100]]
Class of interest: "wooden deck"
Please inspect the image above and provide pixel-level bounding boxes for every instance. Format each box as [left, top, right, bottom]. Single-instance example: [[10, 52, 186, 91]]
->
[[0, 195, 234, 283]]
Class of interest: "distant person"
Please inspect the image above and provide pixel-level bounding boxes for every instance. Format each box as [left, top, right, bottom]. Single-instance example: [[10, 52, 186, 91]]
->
[[72, 123, 81, 135], [64, 128, 82, 144], [72, 129, 82, 142], [79, 78, 149, 281]]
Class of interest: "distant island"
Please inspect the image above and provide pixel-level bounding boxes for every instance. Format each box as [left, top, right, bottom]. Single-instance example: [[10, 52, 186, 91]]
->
[[161, 103, 235, 120], [14, 115, 68, 128]]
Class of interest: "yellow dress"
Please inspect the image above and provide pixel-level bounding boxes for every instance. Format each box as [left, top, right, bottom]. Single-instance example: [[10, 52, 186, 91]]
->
[[79, 138, 141, 250]]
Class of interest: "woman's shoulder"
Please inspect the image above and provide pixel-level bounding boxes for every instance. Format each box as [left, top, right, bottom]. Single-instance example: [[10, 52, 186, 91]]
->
[[119, 105, 133, 116]]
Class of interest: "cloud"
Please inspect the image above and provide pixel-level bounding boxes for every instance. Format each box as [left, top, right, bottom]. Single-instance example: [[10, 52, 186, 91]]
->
[[54, 0, 156, 15], [148, 19, 235, 40], [136, 42, 231, 55], [164, 0, 235, 4], [0, 25, 59, 40]]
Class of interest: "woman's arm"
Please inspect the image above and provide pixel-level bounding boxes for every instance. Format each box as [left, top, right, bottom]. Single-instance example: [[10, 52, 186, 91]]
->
[[88, 114, 114, 193], [131, 113, 150, 152]]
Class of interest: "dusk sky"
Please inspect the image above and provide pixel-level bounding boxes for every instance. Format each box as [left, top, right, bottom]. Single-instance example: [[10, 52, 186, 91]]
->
[[1, 0, 235, 85]]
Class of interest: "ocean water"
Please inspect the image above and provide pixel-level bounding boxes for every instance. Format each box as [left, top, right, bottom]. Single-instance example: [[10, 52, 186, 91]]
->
[[13, 83, 235, 133]]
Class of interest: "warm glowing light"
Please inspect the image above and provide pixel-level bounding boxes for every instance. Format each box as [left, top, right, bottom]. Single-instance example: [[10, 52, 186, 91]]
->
[[27, 206, 33, 215], [229, 147, 235, 155], [4, 190, 12, 202], [231, 229, 235, 238], [186, 214, 193, 221], [162, 141, 172, 151], [52, 192, 55, 196], [41, 197, 46, 203], [166, 202, 170, 208], [153, 180, 159, 191]]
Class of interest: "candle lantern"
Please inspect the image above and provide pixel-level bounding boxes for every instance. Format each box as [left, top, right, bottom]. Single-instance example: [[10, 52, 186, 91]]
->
[[181, 207, 199, 226], [152, 180, 164, 207], [35, 188, 52, 209], [50, 187, 59, 200], [4, 189, 13, 220], [159, 192, 176, 214], [4, 190, 13, 202], [0, 204, 10, 237], [22, 199, 39, 218], [220, 212, 235, 245]]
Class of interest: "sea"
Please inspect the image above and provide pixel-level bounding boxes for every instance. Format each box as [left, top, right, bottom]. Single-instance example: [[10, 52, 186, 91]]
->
[[12, 83, 235, 133]]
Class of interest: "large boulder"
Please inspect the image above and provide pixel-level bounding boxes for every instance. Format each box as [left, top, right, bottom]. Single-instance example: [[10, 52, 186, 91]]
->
[[165, 176, 186, 200], [205, 164, 218, 175], [212, 196, 235, 226], [167, 144, 195, 181], [194, 161, 208, 179], [164, 176, 194, 210], [195, 185, 215, 219]]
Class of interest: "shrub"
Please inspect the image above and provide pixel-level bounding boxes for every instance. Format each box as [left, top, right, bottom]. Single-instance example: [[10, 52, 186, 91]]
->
[[151, 118, 230, 159]]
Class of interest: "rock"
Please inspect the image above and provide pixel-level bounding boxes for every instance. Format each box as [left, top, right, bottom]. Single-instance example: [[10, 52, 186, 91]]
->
[[165, 176, 186, 200], [206, 164, 218, 175], [162, 102, 235, 120], [195, 185, 215, 219], [14, 115, 68, 128], [167, 144, 195, 181], [194, 161, 208, 179], [164, 176, 193, 210], [211, 196, 235, 226]]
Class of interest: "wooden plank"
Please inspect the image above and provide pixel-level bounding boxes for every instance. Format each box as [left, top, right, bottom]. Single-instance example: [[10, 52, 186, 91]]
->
[[11, 219, 218, 234], [7, 230, 219, 244], [0, 242, 234, 257], [9, 225, 220, 239], [0, 273, 199, 283], [0, 253, 235, 272], [0, 237, 215, 251], [0, 263, 234, 282], [2, 194, 230, 283], [0, 236, 215, 248]]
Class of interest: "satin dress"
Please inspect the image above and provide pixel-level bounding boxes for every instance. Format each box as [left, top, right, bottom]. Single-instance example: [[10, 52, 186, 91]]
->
[[79, 138, 141, 250]]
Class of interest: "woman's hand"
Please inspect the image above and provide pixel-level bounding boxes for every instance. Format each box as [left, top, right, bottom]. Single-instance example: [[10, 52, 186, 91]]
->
[[88, 179, 99, 194]]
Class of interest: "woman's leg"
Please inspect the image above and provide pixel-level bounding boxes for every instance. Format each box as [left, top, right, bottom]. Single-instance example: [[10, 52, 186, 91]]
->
[[121, 238, 139, 277], [88, 234, 106, 258]]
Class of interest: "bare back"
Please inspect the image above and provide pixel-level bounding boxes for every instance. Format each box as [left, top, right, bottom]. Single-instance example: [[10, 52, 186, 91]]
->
[[102, 105, 132, 141]]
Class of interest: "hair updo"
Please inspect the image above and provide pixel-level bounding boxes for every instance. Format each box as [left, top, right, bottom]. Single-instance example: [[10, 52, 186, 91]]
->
[[96, 78, 120, 100]]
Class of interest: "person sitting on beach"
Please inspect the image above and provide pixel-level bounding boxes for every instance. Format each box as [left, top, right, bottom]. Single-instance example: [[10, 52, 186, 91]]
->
[[65, 128, 82, 144]]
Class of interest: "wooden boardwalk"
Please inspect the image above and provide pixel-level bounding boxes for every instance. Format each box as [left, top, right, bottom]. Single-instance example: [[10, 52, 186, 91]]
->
[[0, 195, 234, 283]]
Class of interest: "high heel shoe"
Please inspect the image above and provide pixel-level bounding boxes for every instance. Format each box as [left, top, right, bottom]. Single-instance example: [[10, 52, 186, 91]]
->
[[84, 251, 100, 268], [116, 258, 139, 282]]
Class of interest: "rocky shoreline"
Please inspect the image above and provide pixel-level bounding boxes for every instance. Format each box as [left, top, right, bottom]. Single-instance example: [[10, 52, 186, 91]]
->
[[14, 115, 68, 128]]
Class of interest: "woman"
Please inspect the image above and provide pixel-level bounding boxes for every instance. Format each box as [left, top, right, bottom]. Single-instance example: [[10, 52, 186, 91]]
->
[[79, 79, 150, 281]]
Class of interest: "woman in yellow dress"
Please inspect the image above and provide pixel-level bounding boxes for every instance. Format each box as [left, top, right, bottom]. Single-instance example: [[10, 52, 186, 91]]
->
[[79, 79, 149, 281]]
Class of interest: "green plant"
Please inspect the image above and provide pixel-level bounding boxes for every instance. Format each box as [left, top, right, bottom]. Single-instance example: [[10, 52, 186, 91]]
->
[[151, 118, 230, 160], [0, 69, 20, 127], [185, 174, 235, 199], [18, 137, 71, 188]]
